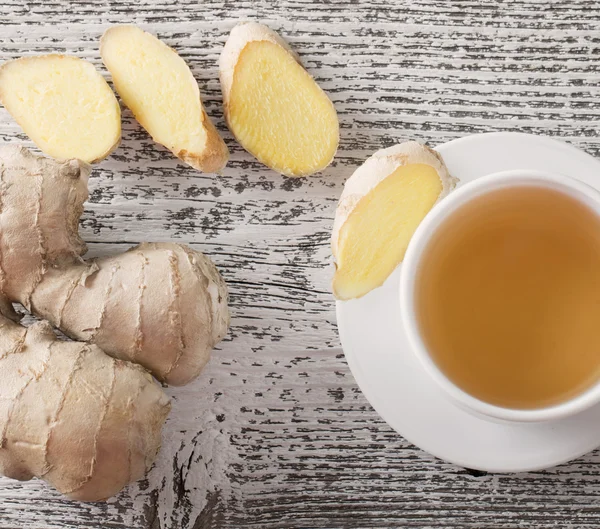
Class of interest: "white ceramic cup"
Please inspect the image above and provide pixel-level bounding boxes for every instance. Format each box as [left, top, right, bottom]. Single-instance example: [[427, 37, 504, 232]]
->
[[400, 169, 600, 423]]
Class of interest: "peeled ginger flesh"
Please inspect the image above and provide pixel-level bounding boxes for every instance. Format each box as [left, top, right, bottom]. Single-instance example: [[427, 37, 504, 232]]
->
[[221, 23, 339, 177], [332, 142, 456, 300], [334, 165, 442, 299], [0, 55, 121, 163], [101, 25, 229, 173]]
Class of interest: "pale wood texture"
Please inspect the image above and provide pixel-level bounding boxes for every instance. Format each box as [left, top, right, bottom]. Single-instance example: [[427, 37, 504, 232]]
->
[[2, 1, 600, 528]]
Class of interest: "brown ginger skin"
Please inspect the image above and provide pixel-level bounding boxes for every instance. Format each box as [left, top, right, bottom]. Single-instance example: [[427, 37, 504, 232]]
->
[[177, 108, 230, 173], [0, 145, 230, 385], [0, 309, 170, 502]]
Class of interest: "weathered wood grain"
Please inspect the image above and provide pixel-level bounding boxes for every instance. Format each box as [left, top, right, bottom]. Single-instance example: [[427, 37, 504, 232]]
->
[[1, 0, 600, 527]]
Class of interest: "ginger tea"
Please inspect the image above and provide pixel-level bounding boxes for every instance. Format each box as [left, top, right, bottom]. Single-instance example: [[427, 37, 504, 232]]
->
[[416, 186, 600, 409]]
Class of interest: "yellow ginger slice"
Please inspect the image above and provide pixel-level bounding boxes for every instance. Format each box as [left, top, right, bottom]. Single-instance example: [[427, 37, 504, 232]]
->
[[332, 142, 456, 300], [0, 55, 120, 163], [101, 25, 229, 173], [220, 22, 339, 177]]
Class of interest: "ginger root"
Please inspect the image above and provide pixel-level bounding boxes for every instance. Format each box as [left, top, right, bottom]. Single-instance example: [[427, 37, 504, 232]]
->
[[332, 142, 456, 300], [100, 25, 229, 173], [220, 22, 339, 177], [0, 145, 230, 386], [0, 55, 121, 163], [0, 309, 170, 502]]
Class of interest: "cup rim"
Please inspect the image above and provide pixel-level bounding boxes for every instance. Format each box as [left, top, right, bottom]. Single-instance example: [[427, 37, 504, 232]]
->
[[400, 169, 600, 423]]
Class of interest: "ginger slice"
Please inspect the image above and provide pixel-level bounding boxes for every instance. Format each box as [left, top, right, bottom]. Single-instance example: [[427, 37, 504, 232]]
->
[[100, 25, 229, 173], [220, 22, 339, 177], [0, 55, 121, 163], [332, 142, 456, 300]]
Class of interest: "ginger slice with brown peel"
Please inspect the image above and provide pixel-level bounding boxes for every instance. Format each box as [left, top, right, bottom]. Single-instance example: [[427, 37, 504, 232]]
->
[[332, 142, 457, 300], [220, 22, 339, 177], [0, 55, 121, 163], [101, 25, 229, 173]]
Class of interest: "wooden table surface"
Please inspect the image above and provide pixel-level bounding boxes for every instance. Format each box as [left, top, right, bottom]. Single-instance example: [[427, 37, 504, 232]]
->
[[2, 0, 600, 527]]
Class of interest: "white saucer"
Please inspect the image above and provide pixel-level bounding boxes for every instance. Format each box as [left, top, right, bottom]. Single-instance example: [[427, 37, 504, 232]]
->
[[337, 132, 600, 472]]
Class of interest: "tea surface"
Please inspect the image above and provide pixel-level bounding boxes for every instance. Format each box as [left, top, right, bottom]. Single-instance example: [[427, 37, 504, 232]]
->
[[417, 185, 600, 408]]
